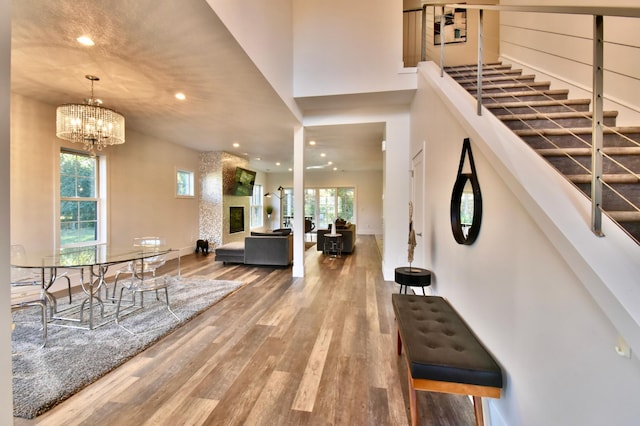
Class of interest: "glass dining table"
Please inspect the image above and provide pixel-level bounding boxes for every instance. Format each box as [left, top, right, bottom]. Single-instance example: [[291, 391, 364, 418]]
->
[[10, 244, 174, 330]]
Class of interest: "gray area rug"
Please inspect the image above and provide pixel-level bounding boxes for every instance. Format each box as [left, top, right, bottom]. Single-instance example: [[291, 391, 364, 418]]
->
[[11, 276, 245, 419]]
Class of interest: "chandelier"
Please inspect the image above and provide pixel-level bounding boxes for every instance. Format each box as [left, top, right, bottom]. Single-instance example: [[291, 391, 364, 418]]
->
[[56, 75, 125, 154]]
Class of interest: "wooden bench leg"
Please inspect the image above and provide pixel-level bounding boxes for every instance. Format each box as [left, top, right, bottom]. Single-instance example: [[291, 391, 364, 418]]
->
[[408, 368, 418, 426], [397, 329, 402, 355], [473, 396, 484, 426]]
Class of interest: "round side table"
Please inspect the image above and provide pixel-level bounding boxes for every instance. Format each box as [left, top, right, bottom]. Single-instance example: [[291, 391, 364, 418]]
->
[[324, 233, 343, 257], [394, 266, 432, 294]]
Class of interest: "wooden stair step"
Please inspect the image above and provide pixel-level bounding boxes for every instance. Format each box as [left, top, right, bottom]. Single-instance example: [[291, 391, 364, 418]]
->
[[515, 126, 640, 137], [536, 147, 640, 157], [608, 211, 640, 222], [480, 89, 570, 102], [457, 74, 536, 85], [486, 99, 592, 115], [486, 99, 591, 110], [444, 62, 505, 72], [500, 111, 617, 122], [567, 174, 640, 184], [448, 69, 523, 79], [467, 81, 552, 93]]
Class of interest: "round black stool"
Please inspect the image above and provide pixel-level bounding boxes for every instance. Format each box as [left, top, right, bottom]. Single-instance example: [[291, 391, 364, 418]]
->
[[394, 266, 432, 294]]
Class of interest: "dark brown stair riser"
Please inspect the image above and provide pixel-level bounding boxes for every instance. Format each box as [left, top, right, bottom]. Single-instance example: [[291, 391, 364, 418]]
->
[[573, 183, 640, 211], [545, 155, 640, 175]]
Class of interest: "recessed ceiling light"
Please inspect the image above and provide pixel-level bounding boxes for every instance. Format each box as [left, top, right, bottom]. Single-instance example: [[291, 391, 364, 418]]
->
[[255, 157, 261, 161], [276, 162, 281, 166], [175, 92, 186, 100], [333, 167, 338, 171], [328, 161, 333, 165], [309, 140, 316, 145], [288, 168, 292, 171], [76, 36, 95, 46], [232, 143, 240, 148], [320, 153, 326, 157]]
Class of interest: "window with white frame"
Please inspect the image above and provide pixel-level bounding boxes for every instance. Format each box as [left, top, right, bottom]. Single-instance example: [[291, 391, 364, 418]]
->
[[176, 169, 195, 197], [59, 150, 100, 246], [250, 184, 263, 228]]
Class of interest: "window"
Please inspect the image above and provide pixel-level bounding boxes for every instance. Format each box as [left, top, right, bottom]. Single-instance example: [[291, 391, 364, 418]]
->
[[250, 184, 263, 228], [59, 151, 99, 246], [176, 169, 194, 197], [304, 187, 355, 229]]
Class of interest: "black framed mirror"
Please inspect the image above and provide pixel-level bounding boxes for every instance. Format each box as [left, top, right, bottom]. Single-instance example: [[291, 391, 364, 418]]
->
[[450, 138, 482, 244]]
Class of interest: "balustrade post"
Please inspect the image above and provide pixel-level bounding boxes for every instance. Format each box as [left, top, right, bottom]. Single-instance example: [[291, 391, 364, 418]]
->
[[477, 9, 484, 116], [591, 15, 604, 237]]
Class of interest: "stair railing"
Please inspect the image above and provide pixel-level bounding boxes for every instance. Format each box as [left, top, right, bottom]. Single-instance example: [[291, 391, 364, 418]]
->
[[423, 4, 640, 240]]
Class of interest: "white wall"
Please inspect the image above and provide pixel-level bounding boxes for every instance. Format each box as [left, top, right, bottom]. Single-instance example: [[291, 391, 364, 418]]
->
[[499, 1, 640, 125], [0, 0, 13, 419], [293, 0, 416, 97], [412, 62, 640, 425], [205, 0, 302, 121], [267, 170, 384, 235]]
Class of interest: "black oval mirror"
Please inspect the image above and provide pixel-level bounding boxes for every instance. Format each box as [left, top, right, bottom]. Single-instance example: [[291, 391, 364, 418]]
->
[[450, 139, 482, 245]]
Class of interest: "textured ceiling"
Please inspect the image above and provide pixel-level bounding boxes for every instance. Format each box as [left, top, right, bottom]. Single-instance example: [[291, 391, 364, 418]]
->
[[11, 0, 411, 173]]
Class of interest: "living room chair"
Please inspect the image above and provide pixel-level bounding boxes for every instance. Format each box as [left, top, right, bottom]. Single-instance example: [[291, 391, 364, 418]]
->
[[106, 237, 167, 301]]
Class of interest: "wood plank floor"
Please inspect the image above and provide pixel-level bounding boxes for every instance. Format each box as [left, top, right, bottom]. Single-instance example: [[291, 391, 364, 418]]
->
[[15, 236, 474, 426]]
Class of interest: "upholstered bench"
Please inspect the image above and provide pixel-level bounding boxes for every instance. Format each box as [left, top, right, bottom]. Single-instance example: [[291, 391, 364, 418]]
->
[[392, 294, 503, 426], [214, 241, 245, 264]]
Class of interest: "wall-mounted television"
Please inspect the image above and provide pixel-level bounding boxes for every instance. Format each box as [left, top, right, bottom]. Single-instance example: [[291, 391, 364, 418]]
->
[[231, 167, 256, 196]]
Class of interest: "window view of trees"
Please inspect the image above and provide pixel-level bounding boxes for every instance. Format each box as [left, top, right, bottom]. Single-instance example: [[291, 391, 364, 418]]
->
[[59, 151, 98, 246], [250, 184, 263, 228], [176, 169, 194, 197]]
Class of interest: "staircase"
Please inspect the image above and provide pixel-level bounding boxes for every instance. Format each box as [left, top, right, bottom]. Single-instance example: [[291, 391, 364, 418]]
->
[[445, 63, 640, 244]]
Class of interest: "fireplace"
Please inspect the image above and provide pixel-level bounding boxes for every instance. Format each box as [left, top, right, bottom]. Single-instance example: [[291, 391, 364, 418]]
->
[[229, 206, 244, 234]]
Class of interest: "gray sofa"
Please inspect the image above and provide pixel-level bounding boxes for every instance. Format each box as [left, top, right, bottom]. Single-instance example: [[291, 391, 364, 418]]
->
[[317, 224, 356, 254], [215, 232, 293, 266]]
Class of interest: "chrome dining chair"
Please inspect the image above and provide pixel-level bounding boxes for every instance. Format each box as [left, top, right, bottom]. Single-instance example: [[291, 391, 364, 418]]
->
[[106, 237, 167, 301], [10, 246, 48, 347], [11, 244, 73, 318]]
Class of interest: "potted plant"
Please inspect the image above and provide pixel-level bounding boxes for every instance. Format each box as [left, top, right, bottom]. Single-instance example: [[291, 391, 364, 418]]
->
[[265, 205, 273, 219]]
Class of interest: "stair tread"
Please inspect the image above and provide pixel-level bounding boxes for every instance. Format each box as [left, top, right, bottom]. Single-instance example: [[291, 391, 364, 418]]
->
[[486, 99, 591, 109], [469, 81, 551, 90], [567, 174, 640, 184], [537, 147, 640, 156], [456, 74, 536, 84], [448, 69, 523, 78], [499, 111, 618, 121], [607, 211, 640, 222], [515, 126, 640, 136], [444, 63, 505, 71], [475, 89, 567, 99]]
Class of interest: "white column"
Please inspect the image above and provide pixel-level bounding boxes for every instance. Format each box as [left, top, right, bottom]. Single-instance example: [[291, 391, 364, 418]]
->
[[292, 126, 305, 277], [0, 0, 14, 419]]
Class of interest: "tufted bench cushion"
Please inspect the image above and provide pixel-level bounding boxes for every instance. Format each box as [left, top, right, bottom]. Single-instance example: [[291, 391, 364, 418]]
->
[[392, 294, 502, 426]]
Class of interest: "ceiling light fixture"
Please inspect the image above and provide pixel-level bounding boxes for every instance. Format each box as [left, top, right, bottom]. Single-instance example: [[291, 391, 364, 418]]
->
[[76, 36, 94, 46], [175, 92, 186, 100], [56, 75, 125, 155]]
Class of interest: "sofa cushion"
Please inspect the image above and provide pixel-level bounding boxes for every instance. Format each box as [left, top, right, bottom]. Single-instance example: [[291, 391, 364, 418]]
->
[[251, 230, 290, 236]]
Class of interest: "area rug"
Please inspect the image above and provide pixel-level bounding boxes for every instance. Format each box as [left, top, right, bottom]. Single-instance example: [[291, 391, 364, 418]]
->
[[11, 276, 245, 419]]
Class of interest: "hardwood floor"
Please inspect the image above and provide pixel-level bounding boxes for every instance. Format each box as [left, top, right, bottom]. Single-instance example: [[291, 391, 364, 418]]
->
[[15, 236, 474, 425]]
